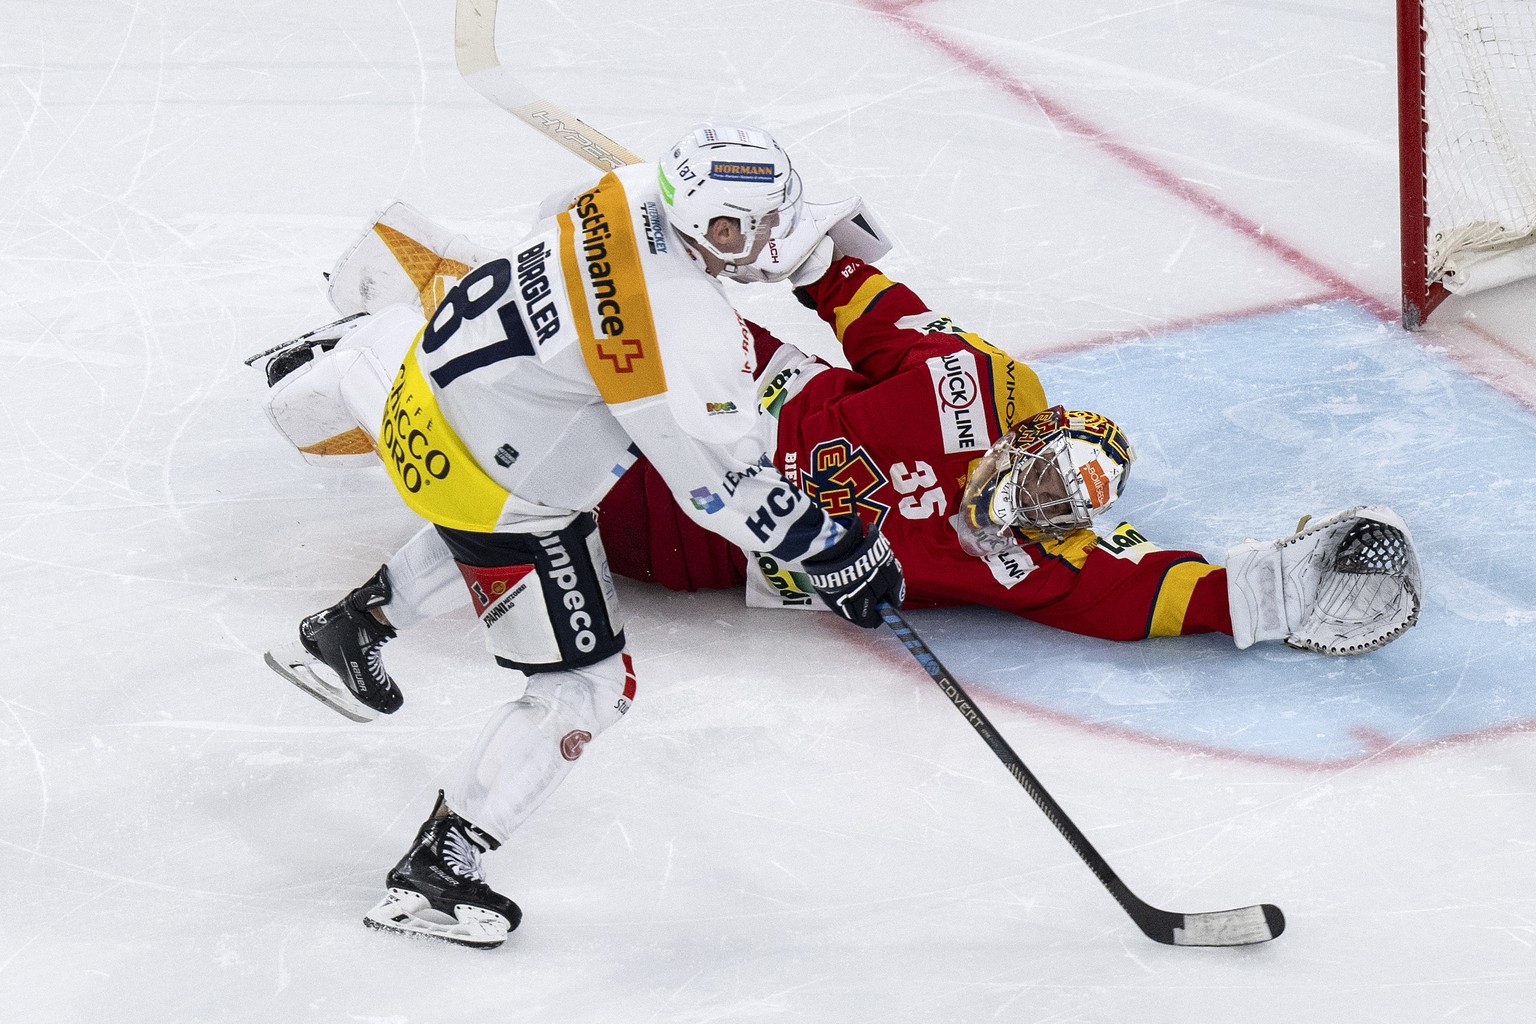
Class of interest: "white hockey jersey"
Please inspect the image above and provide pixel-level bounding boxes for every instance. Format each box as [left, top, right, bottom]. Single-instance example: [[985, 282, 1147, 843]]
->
[[377, 163, 843, 565]]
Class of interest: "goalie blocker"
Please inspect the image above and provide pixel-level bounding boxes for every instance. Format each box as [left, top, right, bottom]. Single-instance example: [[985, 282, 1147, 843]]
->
[[1225, 505, 1422, 656]]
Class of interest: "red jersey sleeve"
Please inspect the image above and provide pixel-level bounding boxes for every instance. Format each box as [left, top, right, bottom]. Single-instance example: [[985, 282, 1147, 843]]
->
[[795, 257, 1048, 442]]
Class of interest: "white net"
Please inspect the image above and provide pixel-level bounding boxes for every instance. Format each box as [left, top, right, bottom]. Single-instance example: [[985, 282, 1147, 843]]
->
[[1423, 1, 1536, 292]]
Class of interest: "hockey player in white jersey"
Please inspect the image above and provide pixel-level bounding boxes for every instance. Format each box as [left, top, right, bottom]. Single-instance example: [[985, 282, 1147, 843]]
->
[[261, 124, 905, 949]]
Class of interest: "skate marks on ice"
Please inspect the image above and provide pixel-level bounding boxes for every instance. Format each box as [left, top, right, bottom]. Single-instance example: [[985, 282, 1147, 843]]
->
[[915, 301, 1536, 768]]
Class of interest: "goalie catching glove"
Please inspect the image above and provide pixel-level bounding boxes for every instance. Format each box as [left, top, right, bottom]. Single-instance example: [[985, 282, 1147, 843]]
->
[[1225, 505, 1422, 656], [803, 517, 906, 628]]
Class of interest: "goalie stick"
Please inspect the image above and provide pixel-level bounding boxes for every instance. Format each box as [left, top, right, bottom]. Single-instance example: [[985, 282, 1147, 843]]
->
[[878, 601, 1285, 947], [241, 312, 368, 367]]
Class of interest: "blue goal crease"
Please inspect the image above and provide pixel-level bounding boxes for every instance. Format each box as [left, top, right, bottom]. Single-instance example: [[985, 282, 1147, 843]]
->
[[907, 300, 1536, 767]]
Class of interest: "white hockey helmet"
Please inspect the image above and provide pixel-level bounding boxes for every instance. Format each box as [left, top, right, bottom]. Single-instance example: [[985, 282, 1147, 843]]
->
[[657, 123, 803, 263], [957, 407, 1135, 551]]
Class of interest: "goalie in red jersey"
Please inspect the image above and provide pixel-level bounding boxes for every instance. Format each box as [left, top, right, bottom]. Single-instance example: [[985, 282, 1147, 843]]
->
[[596, 252, 1420, 654]]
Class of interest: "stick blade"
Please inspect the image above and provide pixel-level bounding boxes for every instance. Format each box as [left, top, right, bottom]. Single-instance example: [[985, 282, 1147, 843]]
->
[[1147, 903, 1285, 947]]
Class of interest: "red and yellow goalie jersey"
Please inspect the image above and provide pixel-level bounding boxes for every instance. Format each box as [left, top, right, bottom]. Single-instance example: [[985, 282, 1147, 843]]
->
[[597, 257, 1232, 642]]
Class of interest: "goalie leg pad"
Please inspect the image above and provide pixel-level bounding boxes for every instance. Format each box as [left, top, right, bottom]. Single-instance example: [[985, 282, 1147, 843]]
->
[[260, 305, 422, 465], [1225, 506, 1422, 654], [437, 513, 625, 674], [328, 201, 499, 317], [261, 340, 364, 464]]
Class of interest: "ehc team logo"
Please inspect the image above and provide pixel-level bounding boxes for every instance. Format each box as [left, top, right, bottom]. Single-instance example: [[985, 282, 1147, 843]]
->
[[801, 438, 890, 531]]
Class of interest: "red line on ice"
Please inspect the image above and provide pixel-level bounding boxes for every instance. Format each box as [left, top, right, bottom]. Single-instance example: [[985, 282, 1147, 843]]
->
[[855, 0, 1398, 323], [1430, 317, 1536, 415]]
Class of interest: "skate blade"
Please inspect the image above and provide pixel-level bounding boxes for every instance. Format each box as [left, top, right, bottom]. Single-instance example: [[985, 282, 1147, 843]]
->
[[263, 642, 377, 723], [363, 888, 511, 949]]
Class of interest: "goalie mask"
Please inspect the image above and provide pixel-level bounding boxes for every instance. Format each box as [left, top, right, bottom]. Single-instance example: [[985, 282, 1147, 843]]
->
[[658, 123, 803, 264], [956, 407, 1135, 553]]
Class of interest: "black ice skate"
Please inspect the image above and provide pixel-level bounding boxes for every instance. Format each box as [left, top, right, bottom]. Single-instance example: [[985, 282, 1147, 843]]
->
[[263, 565, 403, 722], [363, 793, 522, 949], [243, 311, 369, 387]]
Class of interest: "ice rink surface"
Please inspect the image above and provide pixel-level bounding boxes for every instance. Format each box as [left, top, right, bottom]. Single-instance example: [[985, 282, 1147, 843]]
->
[[5, 1, 1536, 1021]]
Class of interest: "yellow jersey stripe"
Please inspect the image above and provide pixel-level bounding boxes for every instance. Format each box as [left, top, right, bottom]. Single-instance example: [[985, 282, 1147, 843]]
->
[[1148, 560, 1222, 637], [559, 173, 667, 405], [959, 334, 1047, 434], [831, 275, 895, 342], [1037, 528, 1098, 569]]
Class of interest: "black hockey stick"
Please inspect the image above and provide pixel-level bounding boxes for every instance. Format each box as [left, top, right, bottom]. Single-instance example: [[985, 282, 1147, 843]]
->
[[878, 601, 1284, 946]]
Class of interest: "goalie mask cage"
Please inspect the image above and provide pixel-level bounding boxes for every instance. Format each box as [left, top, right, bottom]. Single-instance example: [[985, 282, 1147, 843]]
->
[[1399, 0, 1536, 328]]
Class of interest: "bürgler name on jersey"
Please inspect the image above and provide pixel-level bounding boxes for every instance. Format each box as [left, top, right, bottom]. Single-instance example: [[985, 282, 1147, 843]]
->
[[515, 242, 561, 343], [927, 350, 992, 454]]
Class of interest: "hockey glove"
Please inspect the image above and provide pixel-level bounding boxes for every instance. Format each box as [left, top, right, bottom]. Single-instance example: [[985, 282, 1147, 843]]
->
[[803, 517, 906, 628]]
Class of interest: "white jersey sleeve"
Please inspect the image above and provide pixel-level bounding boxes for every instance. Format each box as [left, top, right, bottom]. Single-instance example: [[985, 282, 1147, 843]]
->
[[572, 165, 844, 565]]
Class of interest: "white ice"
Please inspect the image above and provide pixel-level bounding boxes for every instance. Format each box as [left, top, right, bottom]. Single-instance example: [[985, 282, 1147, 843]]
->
[[4, 1, 1535, 1021]]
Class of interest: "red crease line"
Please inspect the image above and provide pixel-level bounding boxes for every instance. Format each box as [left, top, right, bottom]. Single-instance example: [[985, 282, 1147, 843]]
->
[[1026, 291, 1345, 360], [970, 683, 1536, 773]]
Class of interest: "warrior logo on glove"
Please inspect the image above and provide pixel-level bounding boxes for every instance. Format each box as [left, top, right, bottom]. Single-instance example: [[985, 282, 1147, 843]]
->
[[803, 516, 906, 628]]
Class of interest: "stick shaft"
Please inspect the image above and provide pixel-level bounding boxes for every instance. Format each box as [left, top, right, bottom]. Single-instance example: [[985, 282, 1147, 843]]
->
[[879, 602, 1284, 946], [878, 602, 1148, 918], [454, 0, 644, 170]]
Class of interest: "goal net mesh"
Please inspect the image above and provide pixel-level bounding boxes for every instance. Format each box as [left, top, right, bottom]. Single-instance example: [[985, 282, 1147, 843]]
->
[[1422, 2, 1536, 289]]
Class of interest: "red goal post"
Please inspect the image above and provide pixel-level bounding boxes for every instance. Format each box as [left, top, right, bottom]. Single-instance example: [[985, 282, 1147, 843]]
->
[[1399, 0, 1536, 328]]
